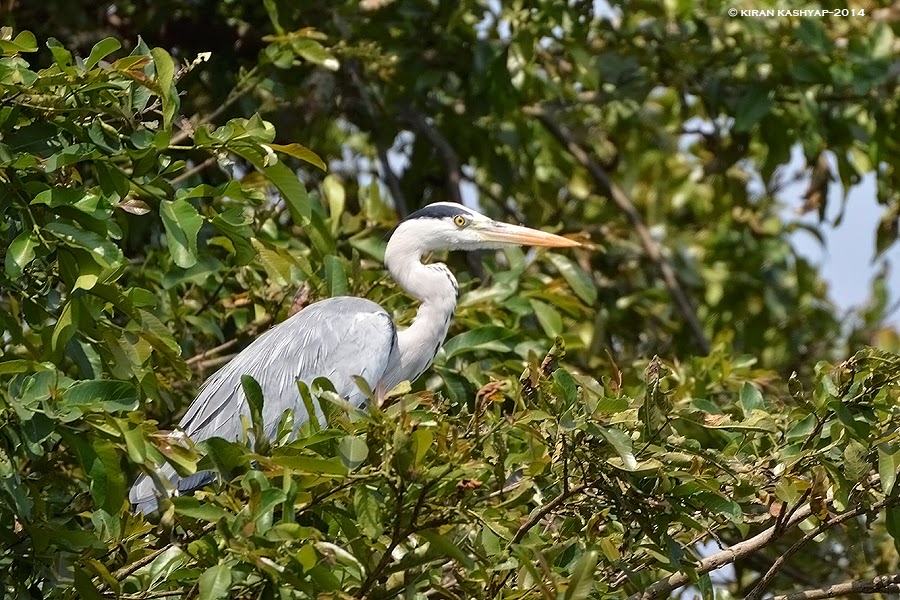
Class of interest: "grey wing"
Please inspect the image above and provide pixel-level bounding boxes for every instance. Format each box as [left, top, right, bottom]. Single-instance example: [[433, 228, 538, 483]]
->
[[179, 297, 397, 441], [129, 297, 397, 513]]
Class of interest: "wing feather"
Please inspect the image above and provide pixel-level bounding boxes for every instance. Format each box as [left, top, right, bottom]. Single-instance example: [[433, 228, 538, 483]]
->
[[130, 297, 397, 512]]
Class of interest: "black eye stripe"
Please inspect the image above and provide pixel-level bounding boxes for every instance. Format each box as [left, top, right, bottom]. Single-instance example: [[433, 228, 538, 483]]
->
[[403, 203, 474, 222]]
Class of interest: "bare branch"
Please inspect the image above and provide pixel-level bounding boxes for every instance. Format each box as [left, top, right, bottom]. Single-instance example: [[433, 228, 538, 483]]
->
[[510, 479, 596, 546], [171, 155, 219, 186], [170, 66, 263, 146], [400, 106, 487, 278], [377, 141, 409, 217], [625, 502, 814, 600], [747, 496, 900, 600], [524, 105, 711, 355], [186, 314, 276, 370], [400, 106, 464, 205], [770, 574, 900, 600], [339, 49, 409, 217]]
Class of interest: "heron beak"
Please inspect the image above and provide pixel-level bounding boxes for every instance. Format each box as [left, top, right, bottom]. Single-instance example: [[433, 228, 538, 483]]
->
[[478, 221, 581, 248]]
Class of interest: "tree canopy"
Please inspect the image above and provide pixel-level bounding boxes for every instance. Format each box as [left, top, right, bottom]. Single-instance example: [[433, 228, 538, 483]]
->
[[2, 2, 900, 599]]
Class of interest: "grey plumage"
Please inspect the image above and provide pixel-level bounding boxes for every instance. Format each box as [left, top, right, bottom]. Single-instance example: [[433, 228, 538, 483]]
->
[[129, 202, 578, 513], [129, 298, 397, 513]]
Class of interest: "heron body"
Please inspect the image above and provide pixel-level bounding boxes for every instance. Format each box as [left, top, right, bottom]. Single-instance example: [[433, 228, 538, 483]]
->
[[130, 202, 577, 513]]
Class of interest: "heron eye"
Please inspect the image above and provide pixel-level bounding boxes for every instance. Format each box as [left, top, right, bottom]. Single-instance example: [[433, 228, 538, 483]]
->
[[453, 215, 468, 228]]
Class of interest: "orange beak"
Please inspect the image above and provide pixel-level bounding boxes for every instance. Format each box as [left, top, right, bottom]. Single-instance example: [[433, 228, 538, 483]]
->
[[478, 222, 581, 248]]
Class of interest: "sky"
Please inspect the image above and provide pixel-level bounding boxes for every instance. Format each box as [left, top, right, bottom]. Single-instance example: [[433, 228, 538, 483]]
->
[[777, 146, 896, 319]]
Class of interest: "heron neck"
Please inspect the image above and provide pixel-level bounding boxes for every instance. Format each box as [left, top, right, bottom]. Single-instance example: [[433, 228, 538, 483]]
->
[[383, 242, 458, 390]]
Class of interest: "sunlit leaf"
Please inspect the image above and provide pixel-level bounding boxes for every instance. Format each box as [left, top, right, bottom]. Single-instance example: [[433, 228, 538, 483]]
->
[[198, 564, 232, 600], [160, 198, 204, 269], [85, 37, 121, 69]]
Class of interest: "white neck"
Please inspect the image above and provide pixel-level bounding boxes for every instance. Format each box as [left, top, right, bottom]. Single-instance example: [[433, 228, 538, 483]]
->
[[381, 227, 459, 391]]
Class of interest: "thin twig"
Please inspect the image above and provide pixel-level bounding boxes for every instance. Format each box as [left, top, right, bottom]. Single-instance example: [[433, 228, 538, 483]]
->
[[171, 155, 219, 186], [185, 338, 240, 367], [103, 591, 185, 599], [510, 479, 596, 546], [108, 547, 168, 585], [400, 105, 487, 279], [524, 105, 711, 355], [101, 522, 218, 592], [337, 45, 409, 217], [746, 496, 899, 600], [771, 574, 900, 600], [377, 141, 409, 217], [625, 501, 815, 600], [170, 67, 263, 146], [399, 106, 463, 205], [185, 314, 276, 369]]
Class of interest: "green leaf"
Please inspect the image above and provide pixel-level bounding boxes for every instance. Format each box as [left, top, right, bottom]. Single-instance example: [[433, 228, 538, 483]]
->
[[563, 549, 598, 600], [887, 506, 900, 552], [271, 454, 347, 475], [411, 428, 433, 466], [440, 326, 518, 359], [5, 229, 38, 277], [250, 238, 293, 286], [51, 299, 79, 353], [738, 382, 764, 415], [85, 37, 121, 69], [696, 492, 743, 523], [44, 222, 124, 270], [47, 37, 74, 69], [843, 439, 870, 483], [118, 420, 147, 464], [324, 254, 348, 297], [150, 47, 177, 128], [173, 496, 232, 522], [64, 380, 138, 413], [879, 443, 900, 496], [241, 375, 268, 453], [734, 87, 772, 132], [160, 198, 204, 269], [198, 564, 232, 600], [0, 359, 40, 375], [529, 299, 563, 337], [338, 435, 368, 469], [353, 486, 383, 538], [871, 22, 895, 60], [233, 145, 312, 224], [598, 426, 637, 470], [64, 432, 126, 514], [198, 437, 249, 481], [547, 254, 596, 305], [293, 39, 339, 70], [270, 143, 327, 170], [73, 567, 104, 600], [323, 174, 345, 234], [0, 30, 38, 54], [698, 572, 714, 600]]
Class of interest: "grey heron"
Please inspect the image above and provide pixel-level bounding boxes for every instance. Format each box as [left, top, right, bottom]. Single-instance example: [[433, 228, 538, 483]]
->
[[130, 202, 579, 513]]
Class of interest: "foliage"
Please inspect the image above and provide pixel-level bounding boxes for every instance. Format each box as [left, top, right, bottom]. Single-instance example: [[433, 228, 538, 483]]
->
[[1, 3, 900, 599]]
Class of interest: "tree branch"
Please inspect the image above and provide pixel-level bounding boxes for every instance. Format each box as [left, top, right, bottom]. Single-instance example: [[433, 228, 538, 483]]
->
[[747, 496, 900, 600], [400, 105, 487, 278], [338, 48, 409, 217], [400, 105, 464, 205], [626, 502, 814, 600], [377, 141, 409, 217], [770, 574, 900, 600], [524, 105, 711, 355], [171, 155, 219, 186], [510, 478, 596, 546], [170, 66, 263, 146]]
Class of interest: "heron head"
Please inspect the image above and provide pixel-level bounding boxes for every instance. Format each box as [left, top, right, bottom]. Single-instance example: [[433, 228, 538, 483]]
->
[[391, 202, 580, 253]]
